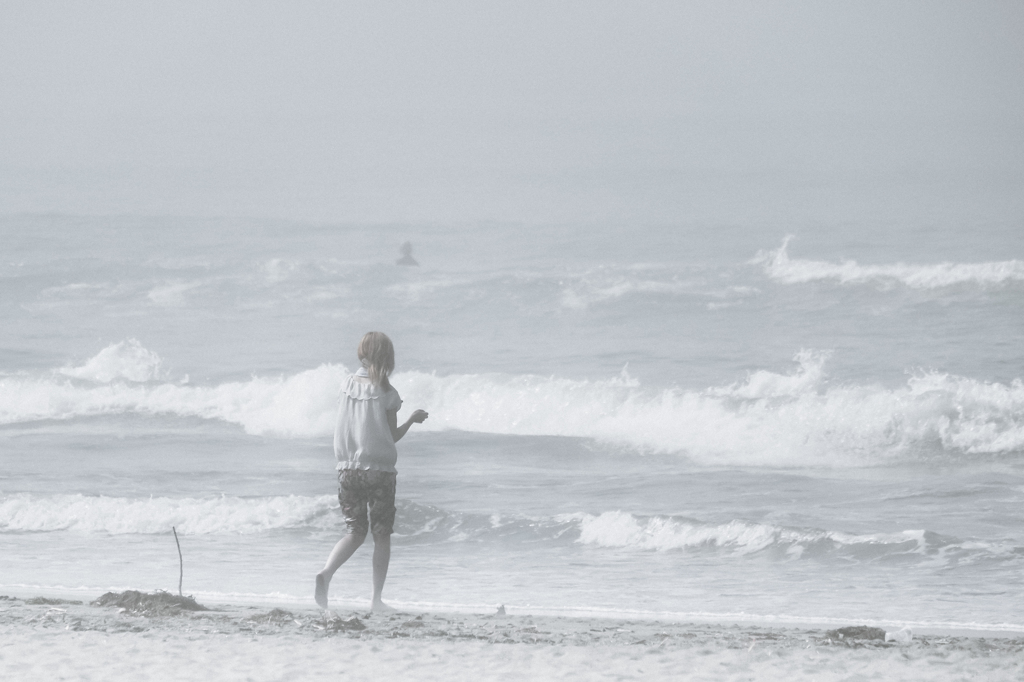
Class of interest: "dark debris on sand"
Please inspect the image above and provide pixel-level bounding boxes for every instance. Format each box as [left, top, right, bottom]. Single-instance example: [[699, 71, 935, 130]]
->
[[821, 625, 892, 649], [92, 590, 209, 616], [245, 608, 300, 625], [324, 615, 367, 632], [26, 597, 83, 606], [825, 626, 887, 641]]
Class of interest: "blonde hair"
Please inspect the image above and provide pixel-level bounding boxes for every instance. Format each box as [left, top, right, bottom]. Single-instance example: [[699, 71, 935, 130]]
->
[[357, 331, 395, 387]]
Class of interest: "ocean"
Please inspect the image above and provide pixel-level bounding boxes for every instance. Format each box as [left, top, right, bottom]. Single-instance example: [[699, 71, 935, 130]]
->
[[2, 213, 1022, 632]]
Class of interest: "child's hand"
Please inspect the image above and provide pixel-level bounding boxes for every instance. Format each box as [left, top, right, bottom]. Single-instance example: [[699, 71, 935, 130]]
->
[[409, 409, 429, 423]]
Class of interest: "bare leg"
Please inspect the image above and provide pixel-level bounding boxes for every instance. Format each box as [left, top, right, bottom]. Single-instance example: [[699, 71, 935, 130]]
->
[[315, 532, 366, 609], [371, 533, 394, 612]]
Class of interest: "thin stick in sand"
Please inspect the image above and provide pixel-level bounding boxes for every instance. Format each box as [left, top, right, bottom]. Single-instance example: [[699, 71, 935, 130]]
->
[[172, 526, 183, 597]]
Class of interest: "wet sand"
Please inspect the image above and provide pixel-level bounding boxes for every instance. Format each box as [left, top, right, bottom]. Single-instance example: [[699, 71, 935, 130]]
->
[[1, 594, 1022, 681]]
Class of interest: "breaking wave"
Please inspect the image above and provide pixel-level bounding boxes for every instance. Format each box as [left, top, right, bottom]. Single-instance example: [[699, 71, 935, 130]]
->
[[59, 339, 163, 383], [752, 236, 1024, 289], [2, 342, 1023, 465], [572, 511, 1021, 565], [0, 493, 336, 535], [0, 348, 346, 438], [3, 493, 1016, 569], [397, 351, 1024, 465]]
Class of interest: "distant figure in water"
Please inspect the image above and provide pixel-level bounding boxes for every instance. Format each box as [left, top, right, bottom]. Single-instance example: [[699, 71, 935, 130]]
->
[[396, 241, 419, 266], [315, 331, 428, 612]]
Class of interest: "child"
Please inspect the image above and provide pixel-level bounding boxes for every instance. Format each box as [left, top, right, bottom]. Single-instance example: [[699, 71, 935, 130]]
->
[[315, 331, 428, 612]]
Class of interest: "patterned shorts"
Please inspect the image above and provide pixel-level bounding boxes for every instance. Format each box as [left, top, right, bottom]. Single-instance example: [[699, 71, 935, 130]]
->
[[337, 468, 397, 537]]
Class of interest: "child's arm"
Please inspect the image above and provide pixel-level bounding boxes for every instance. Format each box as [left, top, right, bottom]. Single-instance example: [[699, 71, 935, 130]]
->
[[389, 409, 428, 443]]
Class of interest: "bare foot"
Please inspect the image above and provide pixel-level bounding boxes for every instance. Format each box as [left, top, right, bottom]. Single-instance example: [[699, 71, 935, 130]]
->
[[315, 574, 328, 609], [371, 599, 396, 614]]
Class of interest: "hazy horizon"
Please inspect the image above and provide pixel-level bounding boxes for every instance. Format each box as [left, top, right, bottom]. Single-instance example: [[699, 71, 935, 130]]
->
[[2, 1, 1022, 224]]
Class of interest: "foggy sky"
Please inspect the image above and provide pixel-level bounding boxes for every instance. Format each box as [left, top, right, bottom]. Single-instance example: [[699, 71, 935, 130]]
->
[[2, 1, 1022, 223]]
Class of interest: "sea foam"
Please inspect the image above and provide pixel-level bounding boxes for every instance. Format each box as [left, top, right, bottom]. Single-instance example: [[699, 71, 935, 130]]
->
[[398, 353, 1024, 464], [59, 339, 163, 383], [0, 493, 336, 534], [752, 236, 1024, 289], [1, 356, 346, 438], [3, 342, 1023, 465], [572, 511, 1018, 565], [4, 493, 1014, 570]]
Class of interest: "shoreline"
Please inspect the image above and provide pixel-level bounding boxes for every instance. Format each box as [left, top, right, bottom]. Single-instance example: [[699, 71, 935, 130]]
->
[[2, 592, 1022, 681], [2, 586, 1022, 640]]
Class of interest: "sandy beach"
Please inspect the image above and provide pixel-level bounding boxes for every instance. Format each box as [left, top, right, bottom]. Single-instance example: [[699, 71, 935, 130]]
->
[[1, 593, 1021, 682]]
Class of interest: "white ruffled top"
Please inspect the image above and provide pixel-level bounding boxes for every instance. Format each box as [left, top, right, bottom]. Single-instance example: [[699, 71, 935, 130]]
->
[[333, 367, 403, 473]]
